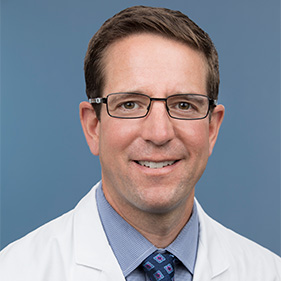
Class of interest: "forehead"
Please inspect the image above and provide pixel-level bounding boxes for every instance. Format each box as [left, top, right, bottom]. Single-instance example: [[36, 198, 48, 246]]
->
[[102, 33, 208, 96]]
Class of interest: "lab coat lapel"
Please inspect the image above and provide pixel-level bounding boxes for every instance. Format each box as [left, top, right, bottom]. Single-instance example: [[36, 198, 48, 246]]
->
[[73, 182, 125, 281], [193, 199, 230, 281]]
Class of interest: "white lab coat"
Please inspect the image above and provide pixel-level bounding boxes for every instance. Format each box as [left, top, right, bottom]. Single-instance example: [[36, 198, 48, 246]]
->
[[0, 182, 280, 280]]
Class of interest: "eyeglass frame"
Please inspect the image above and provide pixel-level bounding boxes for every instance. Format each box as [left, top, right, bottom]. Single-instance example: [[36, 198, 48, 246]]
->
[[89, 92, 217, 120]]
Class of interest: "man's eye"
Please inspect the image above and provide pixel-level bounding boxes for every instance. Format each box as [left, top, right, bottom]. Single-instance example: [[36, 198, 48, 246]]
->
[[177, 102, 191, 110], [122, 101, 138, 110]]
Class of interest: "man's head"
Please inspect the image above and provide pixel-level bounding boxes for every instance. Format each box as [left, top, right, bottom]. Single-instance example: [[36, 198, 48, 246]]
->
[[84, 5, 219, 120], [80, 6, 224, 223]]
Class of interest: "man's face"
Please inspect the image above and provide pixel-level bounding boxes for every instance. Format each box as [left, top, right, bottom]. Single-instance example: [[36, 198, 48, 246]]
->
[[80, 33, 224, 217]]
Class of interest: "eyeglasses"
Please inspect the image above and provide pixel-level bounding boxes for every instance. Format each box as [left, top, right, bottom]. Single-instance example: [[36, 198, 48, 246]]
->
[[89, 92, 217, 120]]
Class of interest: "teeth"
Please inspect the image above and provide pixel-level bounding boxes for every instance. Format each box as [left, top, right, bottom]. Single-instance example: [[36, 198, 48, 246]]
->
[[137, 160, 176, 169]]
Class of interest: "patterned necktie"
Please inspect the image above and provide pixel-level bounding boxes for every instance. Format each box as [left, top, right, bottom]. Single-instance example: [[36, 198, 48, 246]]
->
[[142, 251, 176, 281]]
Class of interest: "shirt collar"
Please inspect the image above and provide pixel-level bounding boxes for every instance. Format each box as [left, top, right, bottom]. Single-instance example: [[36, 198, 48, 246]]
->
[[166, 202, 199, 274], [96, 183, 199, 277]]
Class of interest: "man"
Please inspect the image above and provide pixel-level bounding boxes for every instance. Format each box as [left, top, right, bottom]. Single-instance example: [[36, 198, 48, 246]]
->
[[0, 5, 280, 281]]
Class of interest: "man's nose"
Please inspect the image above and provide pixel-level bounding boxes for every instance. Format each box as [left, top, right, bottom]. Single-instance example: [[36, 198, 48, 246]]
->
[[141, 101, 175, 146]]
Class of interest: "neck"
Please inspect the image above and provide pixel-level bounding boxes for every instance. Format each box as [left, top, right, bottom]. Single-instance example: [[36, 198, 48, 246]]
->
[[106, 190, 195, 248], [132, 201, 194, 248]]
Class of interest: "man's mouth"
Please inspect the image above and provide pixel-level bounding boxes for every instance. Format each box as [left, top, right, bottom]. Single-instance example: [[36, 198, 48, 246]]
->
[[135, 160, 177, 169]]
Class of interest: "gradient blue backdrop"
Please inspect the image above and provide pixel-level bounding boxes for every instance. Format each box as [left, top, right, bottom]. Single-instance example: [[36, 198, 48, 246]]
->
[[1, 0, 280, 255]]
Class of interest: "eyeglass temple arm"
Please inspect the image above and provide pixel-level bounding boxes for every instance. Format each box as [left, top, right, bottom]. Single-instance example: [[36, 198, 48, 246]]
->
[[210, 99, 218, 107], [89, 97, 107, 104]]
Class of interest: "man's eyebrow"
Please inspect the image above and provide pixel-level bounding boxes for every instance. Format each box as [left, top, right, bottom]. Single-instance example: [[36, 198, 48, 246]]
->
[[119, 90, 146, 95], [108, 92, 146, 102], [110, 92, 143, 96]]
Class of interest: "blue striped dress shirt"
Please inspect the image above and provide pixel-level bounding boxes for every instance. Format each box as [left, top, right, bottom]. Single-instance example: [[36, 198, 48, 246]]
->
[[96, 183, 199, 280]]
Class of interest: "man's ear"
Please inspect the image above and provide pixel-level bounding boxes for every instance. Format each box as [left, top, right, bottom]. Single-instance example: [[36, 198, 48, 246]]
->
[[208, 104, 225, 156], [79, 101, 100, 156]]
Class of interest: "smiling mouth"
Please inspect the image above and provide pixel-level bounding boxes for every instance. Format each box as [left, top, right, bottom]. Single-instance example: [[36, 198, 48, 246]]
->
[[135, 160, 178, 169]]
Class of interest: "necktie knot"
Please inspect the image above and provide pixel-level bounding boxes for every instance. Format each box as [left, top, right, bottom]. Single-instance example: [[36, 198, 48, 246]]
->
[[142, 251, 175, 281]]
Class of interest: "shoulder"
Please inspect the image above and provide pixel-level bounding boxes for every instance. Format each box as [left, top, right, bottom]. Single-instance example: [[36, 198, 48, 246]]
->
[[195, 199, 281, 278], [211, 213, 280, 264], [1, 207, 74, 253], [0, 184, 100, 281], [0, 208, 76, 280]]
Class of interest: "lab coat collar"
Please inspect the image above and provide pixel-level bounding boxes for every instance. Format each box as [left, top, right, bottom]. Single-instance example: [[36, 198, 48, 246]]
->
[[73, 182, 124, 277], [194, 198, 230, 280]]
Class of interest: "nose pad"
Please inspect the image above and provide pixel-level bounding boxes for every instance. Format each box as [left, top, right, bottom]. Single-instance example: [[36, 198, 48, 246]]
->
[[141, 100, 175, 146]]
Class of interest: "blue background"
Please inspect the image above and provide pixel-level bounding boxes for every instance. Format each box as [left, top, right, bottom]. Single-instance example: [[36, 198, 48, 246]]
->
[[1, 0, 280, 255]]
